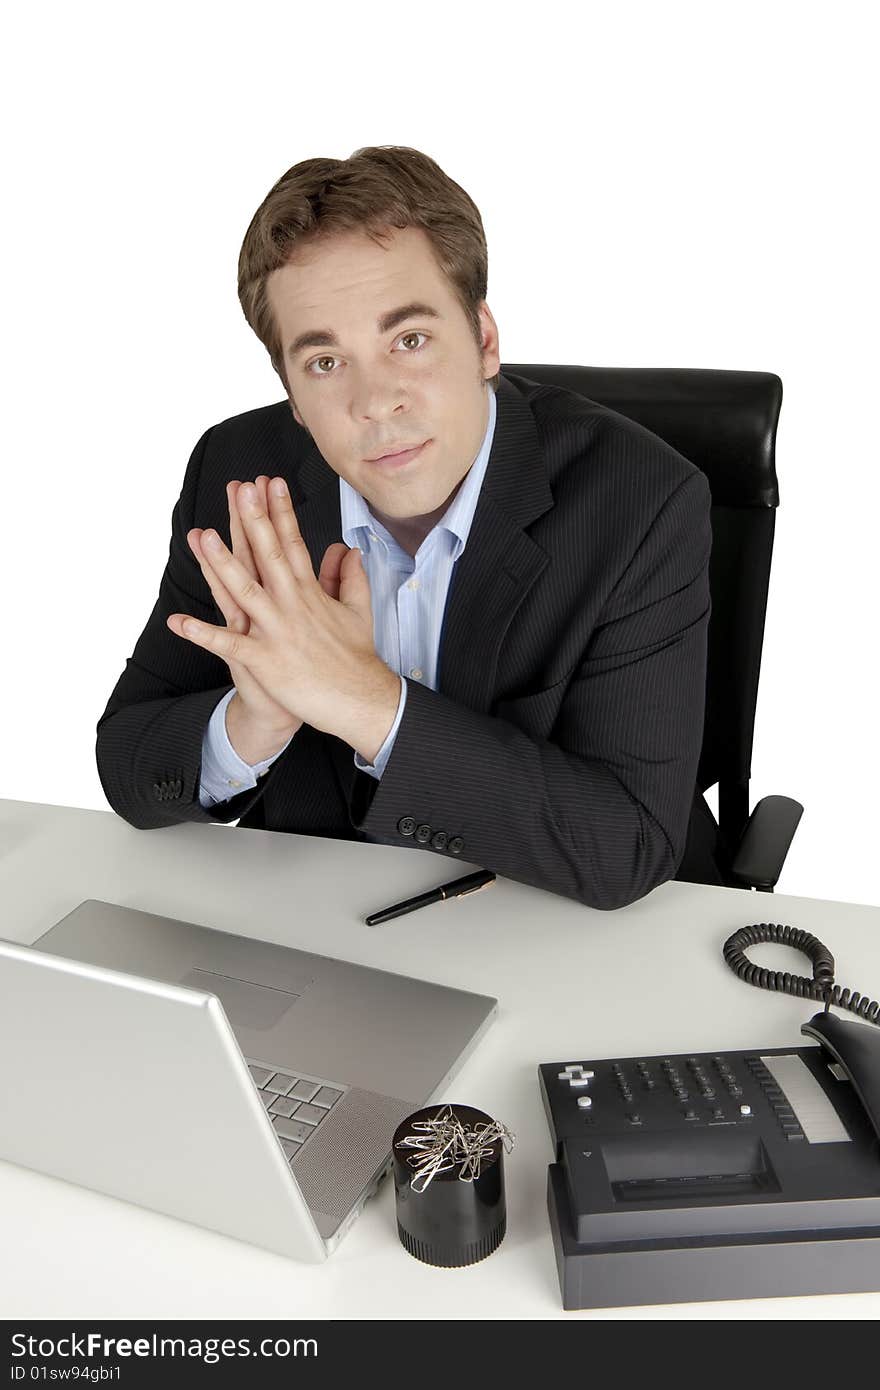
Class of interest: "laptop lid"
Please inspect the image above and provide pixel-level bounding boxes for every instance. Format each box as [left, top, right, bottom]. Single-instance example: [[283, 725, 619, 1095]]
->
[[0, 937, 328, 1263], [15, 900, 498, 1245]]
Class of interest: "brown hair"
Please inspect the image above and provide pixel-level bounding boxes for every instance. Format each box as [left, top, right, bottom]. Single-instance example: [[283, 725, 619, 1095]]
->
[[237, 145, 500, 401]]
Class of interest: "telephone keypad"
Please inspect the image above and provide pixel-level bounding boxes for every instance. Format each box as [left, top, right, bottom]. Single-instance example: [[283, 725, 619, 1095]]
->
[[542, 1050, 807, 1140]]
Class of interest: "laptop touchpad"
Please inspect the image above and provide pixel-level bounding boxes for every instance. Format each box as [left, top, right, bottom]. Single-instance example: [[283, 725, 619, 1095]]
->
[[180, 968, 300, 1031]]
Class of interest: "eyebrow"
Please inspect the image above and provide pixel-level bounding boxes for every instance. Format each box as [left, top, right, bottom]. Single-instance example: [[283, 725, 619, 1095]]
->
[[287, 301, 443, 360]]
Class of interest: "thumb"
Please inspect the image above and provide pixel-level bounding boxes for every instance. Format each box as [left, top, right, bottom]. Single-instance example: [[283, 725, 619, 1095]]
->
[[317, 542, 348, 601], [338, 546, 371, 614]]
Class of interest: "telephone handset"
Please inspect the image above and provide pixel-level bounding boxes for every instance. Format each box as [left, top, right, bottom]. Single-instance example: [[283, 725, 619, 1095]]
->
[[722, 921, 880, 1146], [802, 1010, 880, 1145], [540, 921, 880, 1310]]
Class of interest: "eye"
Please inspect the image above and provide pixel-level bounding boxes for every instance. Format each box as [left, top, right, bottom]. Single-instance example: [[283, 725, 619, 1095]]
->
[[396, 330, 428, 353], [305, 330, 429, 377], [306, 355, 339, 377]]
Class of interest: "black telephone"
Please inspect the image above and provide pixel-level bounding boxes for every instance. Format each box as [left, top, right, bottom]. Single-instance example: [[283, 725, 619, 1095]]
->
[[539, 922, 880, 1310]]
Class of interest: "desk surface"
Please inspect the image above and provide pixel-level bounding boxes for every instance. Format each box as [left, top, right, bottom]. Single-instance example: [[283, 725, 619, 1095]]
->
[[1, 796, 878, 1321]]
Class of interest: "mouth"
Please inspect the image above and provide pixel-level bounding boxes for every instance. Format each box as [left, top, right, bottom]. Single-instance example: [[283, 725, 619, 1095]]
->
[[366, 439, 430, 468]]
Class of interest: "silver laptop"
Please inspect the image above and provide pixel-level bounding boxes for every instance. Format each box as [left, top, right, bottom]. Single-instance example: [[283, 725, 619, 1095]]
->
[[0, 899, 497, 1261]]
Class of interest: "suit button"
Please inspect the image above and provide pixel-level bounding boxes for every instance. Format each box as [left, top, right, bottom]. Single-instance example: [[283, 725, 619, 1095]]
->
[[415, 823, 432, 844], [397, 817, 416, 837], [448, 837, 464, 854], [431, 831, 448, 851]]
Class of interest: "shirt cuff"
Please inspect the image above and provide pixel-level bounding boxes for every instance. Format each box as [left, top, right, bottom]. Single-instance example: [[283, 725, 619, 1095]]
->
[[353, 677, 407, 781], [198, 688, 296, 807]]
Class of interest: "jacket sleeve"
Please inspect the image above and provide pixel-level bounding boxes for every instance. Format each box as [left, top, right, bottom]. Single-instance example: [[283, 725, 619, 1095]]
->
[[347, 469, 712, 911], [95, 426, 282, 830]]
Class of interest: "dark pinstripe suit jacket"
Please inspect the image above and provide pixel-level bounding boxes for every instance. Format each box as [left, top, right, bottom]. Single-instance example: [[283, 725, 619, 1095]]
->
[[95, 370, 712, 911]]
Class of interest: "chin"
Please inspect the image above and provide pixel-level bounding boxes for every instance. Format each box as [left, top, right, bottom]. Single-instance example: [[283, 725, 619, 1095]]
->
[[370, 493, 428, 519]]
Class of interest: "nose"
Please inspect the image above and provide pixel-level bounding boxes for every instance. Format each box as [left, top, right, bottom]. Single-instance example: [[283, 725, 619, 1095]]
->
[[351, 367, 411, 425]]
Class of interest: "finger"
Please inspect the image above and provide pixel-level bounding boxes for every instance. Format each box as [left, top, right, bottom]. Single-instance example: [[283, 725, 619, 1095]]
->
[[195, 525, 280, 629], [214, 475, 275, 629], [234, 480, 303, 601], [228, 481, 258, 581], [337, 545, 372, 618], [165, 610, 258, 665], [187, 529, 249, 634], [317, 542, 350, 601], [252, 477, 276, 578], [263, 476, 316, 587]]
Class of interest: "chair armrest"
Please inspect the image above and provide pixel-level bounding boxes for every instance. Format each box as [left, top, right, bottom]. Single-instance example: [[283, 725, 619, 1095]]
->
[[729, 794, 804, 890]]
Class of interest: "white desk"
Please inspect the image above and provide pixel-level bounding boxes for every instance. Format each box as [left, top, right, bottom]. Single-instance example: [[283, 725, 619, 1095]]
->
[[1, 797, 877, 1321]]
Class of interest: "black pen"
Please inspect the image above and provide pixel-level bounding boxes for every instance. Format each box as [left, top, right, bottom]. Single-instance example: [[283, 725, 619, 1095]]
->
[[365, 870, 496, 927]]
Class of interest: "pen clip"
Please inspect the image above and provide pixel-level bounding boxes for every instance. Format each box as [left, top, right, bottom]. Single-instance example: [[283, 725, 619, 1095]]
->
[[456, 879, 496, 899]]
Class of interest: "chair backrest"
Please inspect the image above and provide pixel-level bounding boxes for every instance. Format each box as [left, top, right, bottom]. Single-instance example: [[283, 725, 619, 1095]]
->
[[500, 364, 782, 865]]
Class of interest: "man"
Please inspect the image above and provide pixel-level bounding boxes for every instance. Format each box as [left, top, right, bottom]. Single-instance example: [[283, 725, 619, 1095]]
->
[[96, 148, 712, 911]]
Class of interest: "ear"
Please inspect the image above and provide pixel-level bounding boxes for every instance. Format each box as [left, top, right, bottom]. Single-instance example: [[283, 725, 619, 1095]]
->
[[477, 301, 501, 381], [279, 366, 306, 430], [289, 398, 310, 436]]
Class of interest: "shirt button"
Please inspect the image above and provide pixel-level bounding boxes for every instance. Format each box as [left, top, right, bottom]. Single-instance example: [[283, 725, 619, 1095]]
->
[[228, 778, 241, 788], [407, 578, 420, 590], [410, 668, 423, 679]]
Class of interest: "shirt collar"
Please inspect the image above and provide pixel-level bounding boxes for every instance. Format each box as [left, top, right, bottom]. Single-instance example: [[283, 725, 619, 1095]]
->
[[339, 384, 497, 562]]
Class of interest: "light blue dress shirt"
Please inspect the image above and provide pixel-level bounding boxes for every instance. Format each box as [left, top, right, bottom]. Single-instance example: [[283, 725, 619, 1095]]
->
[[198, 385, 498, 808]]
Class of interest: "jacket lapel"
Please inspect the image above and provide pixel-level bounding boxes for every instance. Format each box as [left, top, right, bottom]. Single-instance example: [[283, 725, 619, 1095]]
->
[[273, 439, 350, 801], [291, 445, 345, 570], [435, 374, 554, 711]]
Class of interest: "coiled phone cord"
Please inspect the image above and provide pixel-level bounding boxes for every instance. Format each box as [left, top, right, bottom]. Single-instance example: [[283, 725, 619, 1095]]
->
[[723, 922, 880, 1026]]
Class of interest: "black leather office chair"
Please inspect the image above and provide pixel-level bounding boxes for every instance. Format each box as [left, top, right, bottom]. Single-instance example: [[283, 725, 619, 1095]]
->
[[503, 364, 804, 893]]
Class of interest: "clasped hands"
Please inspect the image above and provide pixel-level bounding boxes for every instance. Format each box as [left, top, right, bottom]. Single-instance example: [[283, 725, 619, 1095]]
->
[[166, 474, 402, 765]]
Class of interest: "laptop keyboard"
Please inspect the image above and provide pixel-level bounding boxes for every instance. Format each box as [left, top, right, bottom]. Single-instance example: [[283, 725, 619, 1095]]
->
[[246, 1060, 346, 1164]]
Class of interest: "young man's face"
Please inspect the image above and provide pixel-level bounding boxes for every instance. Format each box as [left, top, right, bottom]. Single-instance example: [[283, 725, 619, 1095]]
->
[[266, 225, 500, 529]]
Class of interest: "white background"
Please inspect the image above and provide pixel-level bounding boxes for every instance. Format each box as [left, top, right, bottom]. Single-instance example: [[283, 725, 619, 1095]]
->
[[2, 1, 877, 906]]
